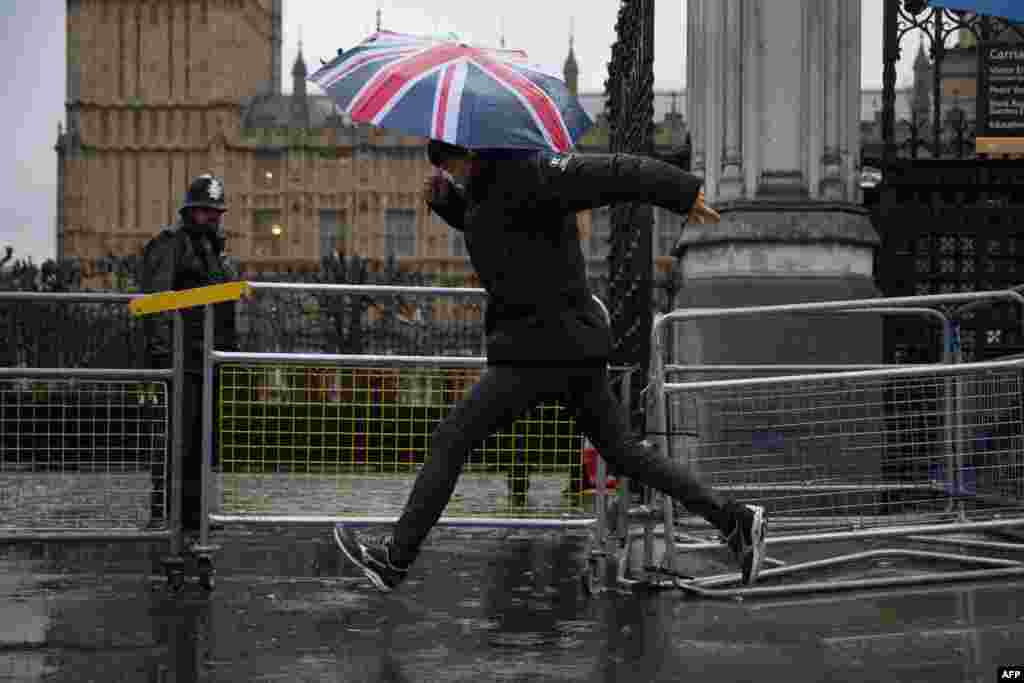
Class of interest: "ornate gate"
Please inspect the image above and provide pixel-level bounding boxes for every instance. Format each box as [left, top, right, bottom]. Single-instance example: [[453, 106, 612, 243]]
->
[[875, 1, 1024, 362], [604, 0, 656, 431]]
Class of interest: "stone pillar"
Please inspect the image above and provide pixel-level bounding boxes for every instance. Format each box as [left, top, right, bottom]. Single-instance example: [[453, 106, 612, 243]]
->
[[669, 0, 884, 526], [679, 0, 880, 366], [613, 0, 887, 584]]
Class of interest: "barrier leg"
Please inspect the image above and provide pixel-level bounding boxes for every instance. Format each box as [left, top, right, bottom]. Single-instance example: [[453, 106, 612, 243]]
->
[[609, 368, 643, 590], [583, 366, 632, 596], [655, 365, 677, 580], [583, 451, 609, 596], [161, 312, 187, 592], [191, 304, 219, 592]]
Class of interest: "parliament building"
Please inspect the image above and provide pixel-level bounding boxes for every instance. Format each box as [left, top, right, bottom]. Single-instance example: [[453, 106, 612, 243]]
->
[[55, 0, 691, 286], [58, 1, 959, 287]]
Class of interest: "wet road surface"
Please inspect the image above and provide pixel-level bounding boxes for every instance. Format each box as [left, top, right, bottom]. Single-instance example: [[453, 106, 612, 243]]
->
[[1, 525, 1022, 682]]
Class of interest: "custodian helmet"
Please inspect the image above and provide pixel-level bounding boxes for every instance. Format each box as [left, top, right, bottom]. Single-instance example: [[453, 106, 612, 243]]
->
[[178, 174, 228, 214]]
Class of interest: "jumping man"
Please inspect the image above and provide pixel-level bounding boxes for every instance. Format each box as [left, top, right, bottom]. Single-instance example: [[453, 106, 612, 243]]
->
[[334, 141, 767, 592]]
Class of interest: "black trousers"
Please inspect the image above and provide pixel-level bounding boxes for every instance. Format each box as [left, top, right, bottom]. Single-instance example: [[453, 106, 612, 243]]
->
[[390, 365, 732, 567]]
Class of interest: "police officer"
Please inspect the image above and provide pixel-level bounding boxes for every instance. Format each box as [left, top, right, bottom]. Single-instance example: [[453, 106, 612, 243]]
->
[[141, 174, 238, 533], [334, 142, 768, 592]]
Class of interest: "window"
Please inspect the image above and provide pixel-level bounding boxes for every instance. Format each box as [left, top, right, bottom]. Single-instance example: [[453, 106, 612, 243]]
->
[[320, 148, 352, 187], [319, 210, 348, 259], [589, 207, 611, 260], [254, 209, 281, 234], [253, 209, 283, 257], [385, 209, 416, 258], [253, 150, 283, 191]]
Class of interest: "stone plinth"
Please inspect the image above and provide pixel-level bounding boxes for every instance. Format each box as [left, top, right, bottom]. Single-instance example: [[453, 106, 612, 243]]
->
[[633, 0, 889, 585]]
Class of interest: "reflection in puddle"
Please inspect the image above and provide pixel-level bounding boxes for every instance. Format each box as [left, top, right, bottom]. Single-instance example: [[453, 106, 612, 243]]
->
[[0, 527, 1019, 682]]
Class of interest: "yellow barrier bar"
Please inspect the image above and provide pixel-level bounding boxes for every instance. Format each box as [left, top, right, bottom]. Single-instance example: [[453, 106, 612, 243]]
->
[[129, 281, 252, 317]]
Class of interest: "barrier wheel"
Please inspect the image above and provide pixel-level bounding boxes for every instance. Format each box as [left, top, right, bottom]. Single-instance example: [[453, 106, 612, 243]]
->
[[196, 556, 216, 592], [167, 568, 186, 592], [161, 556, 186, 593]]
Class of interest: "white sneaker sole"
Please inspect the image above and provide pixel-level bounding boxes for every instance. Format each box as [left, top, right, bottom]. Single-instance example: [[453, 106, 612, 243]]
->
[[746, 505, 767, 585], [333, 525, 393, 593]]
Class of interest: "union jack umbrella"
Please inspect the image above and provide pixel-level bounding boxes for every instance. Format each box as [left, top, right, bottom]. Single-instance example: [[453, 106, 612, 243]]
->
[[309, 31, 594, 154]]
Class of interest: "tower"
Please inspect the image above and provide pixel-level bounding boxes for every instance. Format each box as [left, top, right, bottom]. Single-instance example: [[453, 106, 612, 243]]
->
[[64, 0, 279, 107], [292, 39, 310, 128], [58, 0, 283, 265], [563, 19, 579, 97], [911, 41, 931, 122]]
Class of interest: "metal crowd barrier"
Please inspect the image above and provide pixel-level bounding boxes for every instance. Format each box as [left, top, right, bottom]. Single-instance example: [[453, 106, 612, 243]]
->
[[0, 291, 187, 561], [129, 282, 628, 573], [631, 290, 1024, 598]]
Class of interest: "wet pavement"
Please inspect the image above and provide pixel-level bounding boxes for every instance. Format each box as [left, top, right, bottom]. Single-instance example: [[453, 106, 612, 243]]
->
[[1, 525, 1022, 682]]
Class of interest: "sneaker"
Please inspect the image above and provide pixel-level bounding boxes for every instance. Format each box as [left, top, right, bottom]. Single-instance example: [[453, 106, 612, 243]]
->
[[333, 525, 408, 592], [723, 504, 767, 585]]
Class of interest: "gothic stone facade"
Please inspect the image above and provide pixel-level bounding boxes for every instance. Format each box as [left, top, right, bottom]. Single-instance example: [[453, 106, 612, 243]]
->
[[55, 0, 685, 285]]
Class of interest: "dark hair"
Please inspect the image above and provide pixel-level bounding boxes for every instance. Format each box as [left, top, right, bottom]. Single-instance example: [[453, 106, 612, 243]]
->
[[427, 139, 473, 166]]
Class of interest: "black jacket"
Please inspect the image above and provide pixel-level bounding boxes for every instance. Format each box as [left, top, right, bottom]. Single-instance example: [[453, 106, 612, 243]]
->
[[140, 218, 238, 368], [428, 152, 703, 366]]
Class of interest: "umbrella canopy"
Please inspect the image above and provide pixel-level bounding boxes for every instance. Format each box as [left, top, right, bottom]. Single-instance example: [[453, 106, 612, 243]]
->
[[929, 1, 1024, 24], [309, 31, 594, 154]]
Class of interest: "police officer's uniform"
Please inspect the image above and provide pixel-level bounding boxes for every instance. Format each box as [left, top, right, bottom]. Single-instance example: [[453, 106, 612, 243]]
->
[[141, 174, 238, 531]]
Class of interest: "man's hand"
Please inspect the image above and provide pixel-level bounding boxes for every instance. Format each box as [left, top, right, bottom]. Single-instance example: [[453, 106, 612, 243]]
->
[[688, 189, 720, 225], [421, 172, 450, 205]]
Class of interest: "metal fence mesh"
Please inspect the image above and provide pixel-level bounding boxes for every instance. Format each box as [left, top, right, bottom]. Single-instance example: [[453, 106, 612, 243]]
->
[[666, 367, 1024, 531], [0, 299, 146, 370], [235, 289, 488, 357], [956, 371, 1024, 506], [216, 364, 592, 519], [0, 378, 169, 530]]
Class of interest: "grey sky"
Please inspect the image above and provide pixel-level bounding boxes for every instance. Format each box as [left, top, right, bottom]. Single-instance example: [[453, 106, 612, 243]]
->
[[2, 1, 921, 265]]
